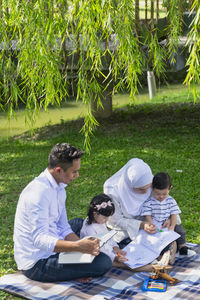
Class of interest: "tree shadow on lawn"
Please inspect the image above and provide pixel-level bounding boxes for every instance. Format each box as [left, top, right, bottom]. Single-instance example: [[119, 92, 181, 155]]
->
[[12, 101, 200, 141]]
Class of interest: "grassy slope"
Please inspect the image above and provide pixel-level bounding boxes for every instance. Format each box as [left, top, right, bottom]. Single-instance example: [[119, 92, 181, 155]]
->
[[0, 100, 200, 299]]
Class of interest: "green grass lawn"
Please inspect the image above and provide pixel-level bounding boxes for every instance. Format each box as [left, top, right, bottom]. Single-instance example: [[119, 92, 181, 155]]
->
[[0, 84, 200, 299]]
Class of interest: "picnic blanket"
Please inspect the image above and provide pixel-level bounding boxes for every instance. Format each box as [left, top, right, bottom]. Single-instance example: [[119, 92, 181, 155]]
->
[[0, 243, 200, 300]]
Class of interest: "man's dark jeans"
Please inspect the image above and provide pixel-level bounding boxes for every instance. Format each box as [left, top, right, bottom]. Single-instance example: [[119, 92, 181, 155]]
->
[[22, 218, 112, 282]]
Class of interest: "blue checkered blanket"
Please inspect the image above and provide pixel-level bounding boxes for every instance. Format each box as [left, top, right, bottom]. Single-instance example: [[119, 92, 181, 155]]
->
[[0, 243, 200, 300]]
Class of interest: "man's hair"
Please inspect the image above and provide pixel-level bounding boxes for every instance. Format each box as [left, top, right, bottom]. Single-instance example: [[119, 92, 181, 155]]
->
[[48, 143, 84, 171], [152, 172, 172, 190]]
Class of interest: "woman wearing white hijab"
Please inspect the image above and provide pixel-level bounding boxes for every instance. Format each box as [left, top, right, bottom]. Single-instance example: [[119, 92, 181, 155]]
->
[[104, 158, 156, 244]]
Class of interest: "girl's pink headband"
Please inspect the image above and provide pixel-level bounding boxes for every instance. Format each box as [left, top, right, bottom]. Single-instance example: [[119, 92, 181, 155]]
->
[[95, 201, 112, 210]]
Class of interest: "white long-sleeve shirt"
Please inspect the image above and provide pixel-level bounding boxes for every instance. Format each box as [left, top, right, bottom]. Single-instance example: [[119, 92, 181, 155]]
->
[[13, 168, 73, 270]]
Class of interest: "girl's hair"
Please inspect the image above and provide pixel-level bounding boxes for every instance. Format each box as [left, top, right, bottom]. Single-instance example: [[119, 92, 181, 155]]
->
[[87, 193, 115, 225], [152, 172, 172, 190]]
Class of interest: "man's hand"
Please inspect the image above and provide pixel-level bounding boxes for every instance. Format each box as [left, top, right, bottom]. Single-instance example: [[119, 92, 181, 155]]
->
[[65, 232, 80, 241], [54, 236, 100, 254], [78, 237, 101, 256]]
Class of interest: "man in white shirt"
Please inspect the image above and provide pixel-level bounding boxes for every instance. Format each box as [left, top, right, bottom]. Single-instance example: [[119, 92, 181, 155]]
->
[[13, 143, 112, 282]]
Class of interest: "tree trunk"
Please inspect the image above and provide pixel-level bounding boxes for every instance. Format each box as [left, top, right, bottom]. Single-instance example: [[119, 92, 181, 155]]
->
[[150, 0, 154, 31], [145, 0, 148, 24], [91, 73, 113, 119], [156, 0, 159, 23], [135, 0, 140, 35]]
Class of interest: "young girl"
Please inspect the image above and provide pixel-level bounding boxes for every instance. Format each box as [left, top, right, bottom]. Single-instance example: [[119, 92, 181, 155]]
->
[[80, 193, 128, 267]]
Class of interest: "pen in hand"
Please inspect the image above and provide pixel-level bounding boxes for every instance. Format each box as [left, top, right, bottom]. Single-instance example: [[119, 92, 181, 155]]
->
[[117, 252, 128, 262]]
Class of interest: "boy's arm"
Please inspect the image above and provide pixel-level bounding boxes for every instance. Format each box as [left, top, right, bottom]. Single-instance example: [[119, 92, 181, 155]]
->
[[169, 214, 177, 230], [145, 215, 154, 224]]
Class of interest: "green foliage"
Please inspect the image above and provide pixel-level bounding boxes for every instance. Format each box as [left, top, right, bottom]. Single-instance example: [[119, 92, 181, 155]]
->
[[144, 29, 167, 75], [0, 0, 197, 150], [166, 0, 183, 60], [184, 0, 200, 99]]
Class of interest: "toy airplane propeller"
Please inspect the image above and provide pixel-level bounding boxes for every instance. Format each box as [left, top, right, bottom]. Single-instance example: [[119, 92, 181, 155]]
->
[[151, 250, 179, 284]]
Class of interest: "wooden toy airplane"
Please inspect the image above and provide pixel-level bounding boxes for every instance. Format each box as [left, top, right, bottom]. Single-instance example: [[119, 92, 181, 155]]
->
[[150, 250, 179, 284]]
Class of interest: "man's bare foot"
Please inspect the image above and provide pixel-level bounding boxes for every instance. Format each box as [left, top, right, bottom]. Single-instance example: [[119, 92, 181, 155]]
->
[[75, 277, 92, 283]]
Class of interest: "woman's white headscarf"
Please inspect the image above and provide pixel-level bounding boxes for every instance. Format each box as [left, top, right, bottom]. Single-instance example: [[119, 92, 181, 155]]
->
[[104, 158, 153, 216]]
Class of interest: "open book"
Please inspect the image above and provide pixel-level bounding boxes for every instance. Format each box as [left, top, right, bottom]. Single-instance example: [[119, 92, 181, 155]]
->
[[123, 229, 180, 269], [58, 229, 117, 264]]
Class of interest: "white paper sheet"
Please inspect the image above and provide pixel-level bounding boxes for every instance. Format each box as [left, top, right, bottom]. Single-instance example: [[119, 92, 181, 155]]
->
[[123, 229, 180, 269]]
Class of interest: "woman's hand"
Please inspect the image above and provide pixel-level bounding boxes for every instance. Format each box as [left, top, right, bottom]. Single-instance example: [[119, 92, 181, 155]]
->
[[143, 222, 157, 234]]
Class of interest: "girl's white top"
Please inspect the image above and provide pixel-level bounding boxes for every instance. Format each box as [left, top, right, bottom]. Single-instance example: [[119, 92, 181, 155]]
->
[[80, 218, 118, 262], [104, 158, 153, 242]]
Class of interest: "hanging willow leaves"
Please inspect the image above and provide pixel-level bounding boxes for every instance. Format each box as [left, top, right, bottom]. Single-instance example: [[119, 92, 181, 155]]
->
[[184, 0, 200, 101], [0, 0, 198, 150]]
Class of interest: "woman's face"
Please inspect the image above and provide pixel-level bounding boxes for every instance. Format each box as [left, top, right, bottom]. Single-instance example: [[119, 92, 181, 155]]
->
[[133, 183, 151, 194]]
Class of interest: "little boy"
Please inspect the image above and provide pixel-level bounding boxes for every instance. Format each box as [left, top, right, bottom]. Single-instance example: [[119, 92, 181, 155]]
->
[[141, 172, 196, 257]]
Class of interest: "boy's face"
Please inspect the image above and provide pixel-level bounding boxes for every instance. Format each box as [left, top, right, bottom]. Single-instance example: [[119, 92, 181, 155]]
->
[[152, 188, 170, 202]]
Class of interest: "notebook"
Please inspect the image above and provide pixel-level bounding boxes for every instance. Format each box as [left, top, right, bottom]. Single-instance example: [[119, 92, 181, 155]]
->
[[58, 230, 117, 264]]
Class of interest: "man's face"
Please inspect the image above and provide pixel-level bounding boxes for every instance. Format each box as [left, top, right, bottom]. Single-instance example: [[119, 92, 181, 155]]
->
[[56, 158, 81, 184]]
